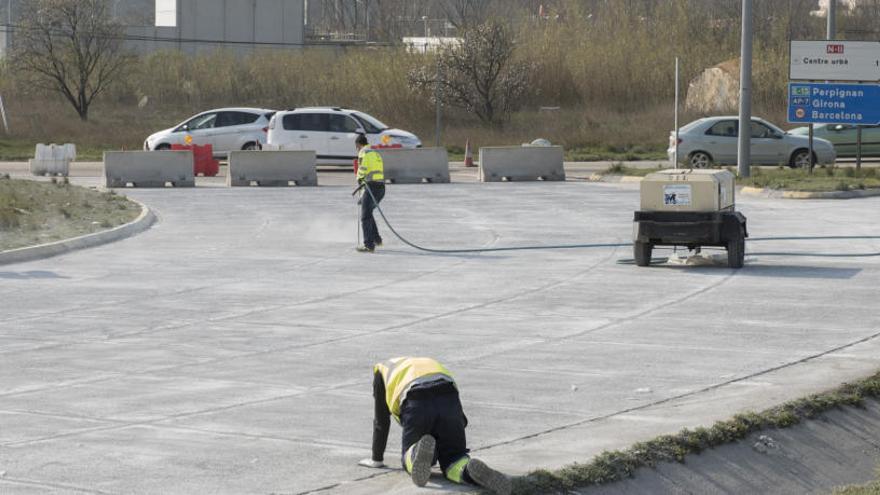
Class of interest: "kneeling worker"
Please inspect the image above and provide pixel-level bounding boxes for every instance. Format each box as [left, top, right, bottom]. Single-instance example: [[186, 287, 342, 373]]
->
[[355, 134, 384, 253], [358, 357, 511, 495]]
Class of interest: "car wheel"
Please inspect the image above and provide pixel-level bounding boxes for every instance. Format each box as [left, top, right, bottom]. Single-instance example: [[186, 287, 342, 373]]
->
[[688, 151, 713, 169], [242, 142, 260, 151], [789, 149, 813, 168], [155, 143, 171, 151]]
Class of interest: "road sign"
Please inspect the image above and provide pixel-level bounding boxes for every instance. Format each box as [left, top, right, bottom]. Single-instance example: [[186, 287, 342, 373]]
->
[[790, 41, 880, 82], [788, 82, 880, 125]]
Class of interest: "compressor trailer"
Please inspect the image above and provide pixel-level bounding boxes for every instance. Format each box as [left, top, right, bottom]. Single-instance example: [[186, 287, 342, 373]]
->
[[633, 169, 748, 269], [633, 210, 747, 268]]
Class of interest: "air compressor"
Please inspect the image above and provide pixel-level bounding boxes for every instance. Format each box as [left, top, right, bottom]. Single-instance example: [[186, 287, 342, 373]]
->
[[633, 169, 747, 268]]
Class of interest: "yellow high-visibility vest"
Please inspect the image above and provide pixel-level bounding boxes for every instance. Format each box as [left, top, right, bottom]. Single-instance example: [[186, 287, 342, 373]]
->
[[374, 357, 455, 421], [357, 146, 385, 182]]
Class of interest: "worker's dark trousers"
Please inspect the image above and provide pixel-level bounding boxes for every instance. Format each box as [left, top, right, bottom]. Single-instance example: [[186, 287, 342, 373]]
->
[[399, 383, 469, 474], [361, 182, 385, 248]]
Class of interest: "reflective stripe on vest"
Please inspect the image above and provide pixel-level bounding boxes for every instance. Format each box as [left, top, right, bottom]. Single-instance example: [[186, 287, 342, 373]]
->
[[374, 357, 455, 421], [357, 147, 385, 182]]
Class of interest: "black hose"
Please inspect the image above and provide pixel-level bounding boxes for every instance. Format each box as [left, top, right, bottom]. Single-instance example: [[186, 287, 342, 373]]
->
[[362, 183, 628, 254], [362, 184, 880, 258]]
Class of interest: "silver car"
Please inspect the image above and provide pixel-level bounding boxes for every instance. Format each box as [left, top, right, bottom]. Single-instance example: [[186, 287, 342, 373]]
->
[[669, 116, 836, 168], [145, 107, 276, 156]]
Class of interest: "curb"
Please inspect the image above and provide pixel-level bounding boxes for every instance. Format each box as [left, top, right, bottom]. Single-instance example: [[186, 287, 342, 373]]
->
[[0, 199, 156, 266], [739, 185, 880, 200]]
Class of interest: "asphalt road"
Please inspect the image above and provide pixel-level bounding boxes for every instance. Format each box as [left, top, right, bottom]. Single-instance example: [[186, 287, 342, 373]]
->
[[1, 170, 879, 494]]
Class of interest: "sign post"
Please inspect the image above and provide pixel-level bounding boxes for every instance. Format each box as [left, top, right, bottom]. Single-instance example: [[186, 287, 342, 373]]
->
[[856, 126, 863, 170]]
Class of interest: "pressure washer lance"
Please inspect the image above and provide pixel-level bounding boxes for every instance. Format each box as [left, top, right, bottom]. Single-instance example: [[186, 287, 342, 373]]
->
[[352, 183, 365, 249], [357, 183, 880, 259]]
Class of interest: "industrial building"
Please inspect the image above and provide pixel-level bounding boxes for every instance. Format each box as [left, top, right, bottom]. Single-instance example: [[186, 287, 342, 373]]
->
[[1, 0, 306, 57], [129, 0, 306, 54]]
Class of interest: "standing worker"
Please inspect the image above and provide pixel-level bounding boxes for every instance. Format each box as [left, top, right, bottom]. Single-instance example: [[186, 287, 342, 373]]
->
[[355, 134, 384, 253], [358, 356, 512, 495]]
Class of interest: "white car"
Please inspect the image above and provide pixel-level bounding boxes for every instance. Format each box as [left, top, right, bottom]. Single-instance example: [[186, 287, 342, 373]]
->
[[669, 116, 836, 168], [266, 107, 421, 165], [144, 108, 276, 156]]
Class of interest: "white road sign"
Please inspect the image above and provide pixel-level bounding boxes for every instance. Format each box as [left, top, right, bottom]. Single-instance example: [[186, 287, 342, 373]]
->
[[790, 41, 880, 82]]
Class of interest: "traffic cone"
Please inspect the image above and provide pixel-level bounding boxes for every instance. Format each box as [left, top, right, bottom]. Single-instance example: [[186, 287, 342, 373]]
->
[[464, 139, 475, 167]]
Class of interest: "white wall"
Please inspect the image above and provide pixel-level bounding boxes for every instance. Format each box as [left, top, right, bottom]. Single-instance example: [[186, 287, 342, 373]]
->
[[155, 0, 177, 27]]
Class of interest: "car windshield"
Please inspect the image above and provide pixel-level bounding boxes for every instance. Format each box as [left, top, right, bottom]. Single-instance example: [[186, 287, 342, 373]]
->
[[352, 112, 388, 133]]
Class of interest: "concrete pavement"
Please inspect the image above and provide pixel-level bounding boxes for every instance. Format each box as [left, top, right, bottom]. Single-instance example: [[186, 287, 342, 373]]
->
[[0, 170, 879, 494]]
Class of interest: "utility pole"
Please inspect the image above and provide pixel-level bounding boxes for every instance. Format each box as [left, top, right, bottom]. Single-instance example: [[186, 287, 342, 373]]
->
[[435, 59, 442, 147], [674, 57, 680, 169], [422, 15, 428, 53], [737, 0, 753, 178], [827, 0, 836, 40], [810, 0, 838, 173]]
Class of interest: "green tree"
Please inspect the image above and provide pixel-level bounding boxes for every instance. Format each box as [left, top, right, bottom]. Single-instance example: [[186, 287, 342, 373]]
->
[[12, 0, 131, 121]]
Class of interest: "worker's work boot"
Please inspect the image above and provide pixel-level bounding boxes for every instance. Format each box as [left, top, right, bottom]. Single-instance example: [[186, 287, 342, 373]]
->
[[356, 245, 375, 253], [375, 238, 383, 247], [404, 435, 435, 487], [465, 458, 511, 495]]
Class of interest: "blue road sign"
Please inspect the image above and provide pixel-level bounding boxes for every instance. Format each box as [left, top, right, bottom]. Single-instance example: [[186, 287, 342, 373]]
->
[[788, 82, 880, 125]]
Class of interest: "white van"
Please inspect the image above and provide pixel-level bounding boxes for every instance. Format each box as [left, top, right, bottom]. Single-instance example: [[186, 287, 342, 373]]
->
[[266, 107, 421, 165]]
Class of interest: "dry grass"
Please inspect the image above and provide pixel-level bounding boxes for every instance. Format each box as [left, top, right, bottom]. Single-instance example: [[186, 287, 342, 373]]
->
[[513, 371, 880, 494], [0, 1, 823, 160], [0, 177, 140, 250], [835, 465, 880, 495]]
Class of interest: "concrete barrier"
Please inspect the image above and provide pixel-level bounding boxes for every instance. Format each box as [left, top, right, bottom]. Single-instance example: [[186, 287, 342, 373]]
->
[[227, 150, 318, 187], [479, 146, 566, 182], [104, 151, 195, 188], [30, 143, 76, 176], [376, 147, 450, 184]]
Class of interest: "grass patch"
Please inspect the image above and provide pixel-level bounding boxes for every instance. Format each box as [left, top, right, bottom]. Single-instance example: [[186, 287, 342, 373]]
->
[[738, 166, 880, 192], [0, 138, 109, 162], [566, 146, 667, 162], [511, 371, 880, 495], [0, 177, 140, 251], [834, 470, 880, 495], [598, 163, 663, 177], [448, 147, 665, 163]]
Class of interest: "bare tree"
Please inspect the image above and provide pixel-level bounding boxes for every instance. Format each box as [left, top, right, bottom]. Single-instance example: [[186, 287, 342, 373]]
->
[[408, 22, 531, 125], [12, 0, 131, 121], [440, 0, 493, 29]]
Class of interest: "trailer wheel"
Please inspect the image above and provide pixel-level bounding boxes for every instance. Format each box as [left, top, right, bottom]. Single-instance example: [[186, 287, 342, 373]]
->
[[726, 228, 745, 269], [634, 241, 653, 267]]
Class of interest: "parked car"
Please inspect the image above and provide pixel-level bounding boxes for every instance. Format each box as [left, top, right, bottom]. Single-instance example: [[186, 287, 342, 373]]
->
[[669, 116, 836, 168], [266, 107, 421, 165], [788, 123, 880, 158], [144, 108, 276, 156]]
